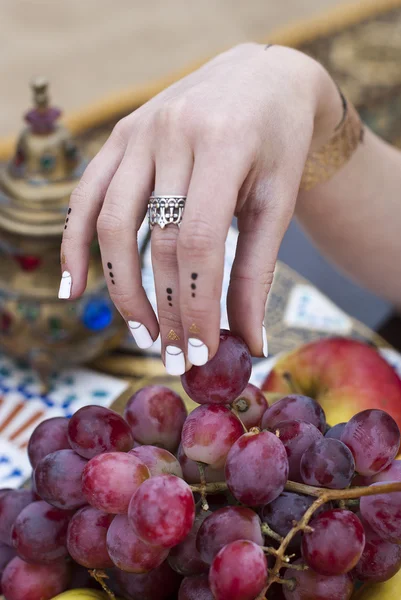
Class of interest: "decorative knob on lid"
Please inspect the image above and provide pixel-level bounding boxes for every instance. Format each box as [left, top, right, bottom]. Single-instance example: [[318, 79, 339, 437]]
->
[[24, 76, 61, 134], [0, 78, 87, 236]]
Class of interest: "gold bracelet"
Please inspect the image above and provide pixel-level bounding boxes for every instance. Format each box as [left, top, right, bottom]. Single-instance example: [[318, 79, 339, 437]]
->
[[300, 92, 364, 191]]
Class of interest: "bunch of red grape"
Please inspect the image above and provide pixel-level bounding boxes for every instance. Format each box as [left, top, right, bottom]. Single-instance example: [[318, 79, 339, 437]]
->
[[1, 329, 401, 600]]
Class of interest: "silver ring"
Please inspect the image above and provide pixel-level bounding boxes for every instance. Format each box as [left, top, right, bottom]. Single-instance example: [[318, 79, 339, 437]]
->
[[148, 195, 186, 230]]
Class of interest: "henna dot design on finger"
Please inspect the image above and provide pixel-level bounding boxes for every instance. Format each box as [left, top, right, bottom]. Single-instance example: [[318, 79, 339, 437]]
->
[[191, 273, 198, 298], [64, 207, 71, 230], [166, 287, 173, 307], [107, 262, 115, 285]]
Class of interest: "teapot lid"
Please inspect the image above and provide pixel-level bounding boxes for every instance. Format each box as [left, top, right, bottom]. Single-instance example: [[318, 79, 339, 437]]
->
[[0, 78, 88, 237]]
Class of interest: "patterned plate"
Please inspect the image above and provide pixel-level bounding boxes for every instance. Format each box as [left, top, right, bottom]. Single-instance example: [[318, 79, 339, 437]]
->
[[0, 353, 130, 488]]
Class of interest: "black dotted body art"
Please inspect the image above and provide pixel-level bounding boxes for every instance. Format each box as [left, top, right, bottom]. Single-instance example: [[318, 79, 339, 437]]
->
[[64, 207, 71, 230], [166, 287, 173, 307], [107, 262, 115, 285], [191, 273, 198, 297]]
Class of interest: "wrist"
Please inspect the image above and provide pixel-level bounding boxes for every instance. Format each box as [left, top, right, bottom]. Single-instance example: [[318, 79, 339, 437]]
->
[[256, 45, 342, 150], [309, 60, 345, 151]]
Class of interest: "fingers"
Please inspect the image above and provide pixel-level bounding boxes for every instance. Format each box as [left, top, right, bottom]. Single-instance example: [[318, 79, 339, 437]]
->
[[151, 225, 185, 374], [151, 135, 193, 375], [177, 148, 250, 364], [97, 140, 159, 347], [59, 119, 131, 299], [227, 181, 295, 357]]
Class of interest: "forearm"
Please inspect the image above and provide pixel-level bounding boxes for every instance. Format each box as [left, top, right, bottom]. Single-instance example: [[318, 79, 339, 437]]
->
[[296, 97, 401, 309]]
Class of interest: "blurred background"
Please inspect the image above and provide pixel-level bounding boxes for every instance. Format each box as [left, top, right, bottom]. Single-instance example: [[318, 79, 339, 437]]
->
[[1, 0, 400, 331]]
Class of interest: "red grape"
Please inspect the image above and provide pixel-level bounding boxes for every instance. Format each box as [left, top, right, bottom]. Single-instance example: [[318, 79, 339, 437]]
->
[[27, 417, 70, 468], [129, 475, 195, 548], [129, 445, 183, 477], [341, 409, 400, 476], [177, 443, 225, 484], [360, 482, 401, 543], [178, 574, 214, 600], [0, 489, 36, 545], [82, 451, 150, 514], [107, 514, 169, 573], [261, 492, 316, 550], [368, 459, 401, 483], [209, 539, 268, 600], [225, 430, 288, 505], [275, 420, 323, 482], [0, 542, 16, 594], [11, 501, 72, 564], [113, 560, 182, 600], [325, 422, 346, 440], [283, 561, 354, 600], [34, 449, 87, 510], [261, 394, 326, 433], [231, 383, 268, 429], [353, 514, 401, 582], [67, 505, 114, 568], [67, 405, 133, 459], [181, 330, 252, 405], [30, 472, 40, 500], [196, 506, 263, 565], [300, 438, 355, 489], [302, 509, 365, 575], [124, 385, 187, 452], [168, 511, 210, 576], [181, 404, 243, 468], [1, 556, 69, 600]]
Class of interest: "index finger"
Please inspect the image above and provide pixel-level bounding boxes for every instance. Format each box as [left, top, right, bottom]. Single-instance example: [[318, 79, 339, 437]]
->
[[59, 121, 130, 299]]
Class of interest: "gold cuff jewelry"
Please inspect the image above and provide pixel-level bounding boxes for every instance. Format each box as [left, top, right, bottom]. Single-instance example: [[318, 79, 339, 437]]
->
[[300, 92, 364, 191]]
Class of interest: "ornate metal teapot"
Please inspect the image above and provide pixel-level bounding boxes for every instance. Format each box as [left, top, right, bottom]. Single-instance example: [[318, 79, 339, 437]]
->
[[0, 78, 124, 381]]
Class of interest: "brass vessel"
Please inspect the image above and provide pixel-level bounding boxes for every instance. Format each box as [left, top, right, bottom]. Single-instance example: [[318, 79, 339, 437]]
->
[[0, 78, 124, 380]]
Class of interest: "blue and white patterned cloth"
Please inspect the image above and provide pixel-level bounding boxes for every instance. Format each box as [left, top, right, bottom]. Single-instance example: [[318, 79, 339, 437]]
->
[[0, 353, 129, 488]]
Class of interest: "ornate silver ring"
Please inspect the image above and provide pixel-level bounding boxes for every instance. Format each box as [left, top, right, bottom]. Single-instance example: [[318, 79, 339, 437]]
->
[[148, 195, 186, 230]]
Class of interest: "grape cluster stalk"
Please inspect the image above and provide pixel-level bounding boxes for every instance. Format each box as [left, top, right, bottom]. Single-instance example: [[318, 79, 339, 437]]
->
[[188, 441, 401, 595]]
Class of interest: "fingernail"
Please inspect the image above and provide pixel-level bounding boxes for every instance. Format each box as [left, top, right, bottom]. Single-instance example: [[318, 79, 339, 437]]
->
[[262, 324, 268, 357], [188, 338, 209, 366], [165, 346, 185, 376], [128, 321, 153, 349], [58, 271, 72, 299]]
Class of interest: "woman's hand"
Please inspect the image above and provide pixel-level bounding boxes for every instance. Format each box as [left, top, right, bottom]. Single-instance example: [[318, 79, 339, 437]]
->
[[60, 43, 342, 374]]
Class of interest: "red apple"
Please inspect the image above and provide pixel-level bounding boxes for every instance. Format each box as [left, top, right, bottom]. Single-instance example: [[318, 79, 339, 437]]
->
[[262, 338, 401, 431]]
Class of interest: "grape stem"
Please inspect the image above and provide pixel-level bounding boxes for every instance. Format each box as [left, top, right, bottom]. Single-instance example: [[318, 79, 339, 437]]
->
[[284, 562, 309, 572], [196, 462, 210, 511], [189, 479, 401, 593], [230, 405, 248, 433], [261, 521, 283, 542], [266, 479, 401, 591], [189, 482, 229, 494], [88, 570, 116, 599]]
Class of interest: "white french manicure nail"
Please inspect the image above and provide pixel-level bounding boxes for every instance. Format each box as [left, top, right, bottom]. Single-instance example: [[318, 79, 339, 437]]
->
[[128, 321, 153, 349], [188, 338, 209, 366], [165, 346, 186, 376], [262, 324, 268, 357], [58, 271, 72, 299]]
